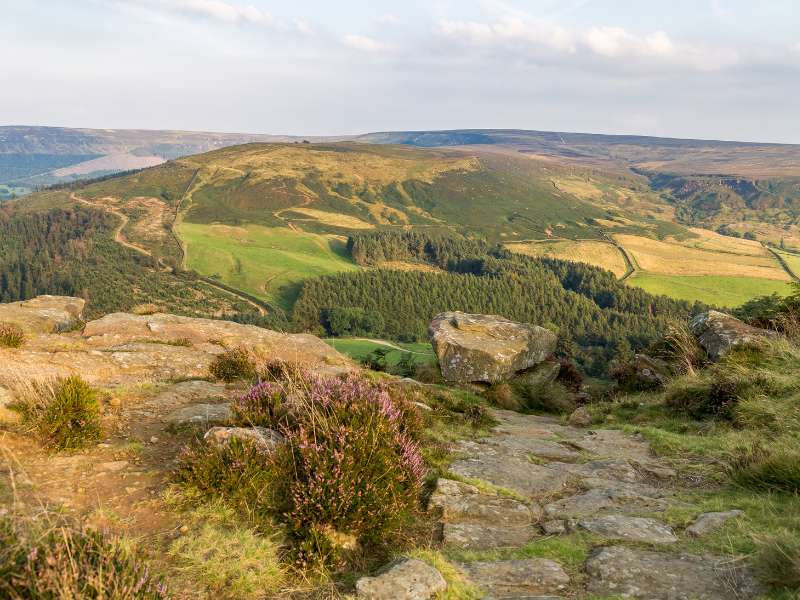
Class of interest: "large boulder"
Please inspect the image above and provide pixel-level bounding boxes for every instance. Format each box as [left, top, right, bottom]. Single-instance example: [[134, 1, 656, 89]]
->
[[690, 310, 777, 360], [428, 312, 556, 383], [0, 295, 85, 333]]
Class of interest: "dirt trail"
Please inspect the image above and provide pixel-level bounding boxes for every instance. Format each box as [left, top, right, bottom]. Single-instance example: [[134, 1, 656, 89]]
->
[[72, 193, 153, 257]]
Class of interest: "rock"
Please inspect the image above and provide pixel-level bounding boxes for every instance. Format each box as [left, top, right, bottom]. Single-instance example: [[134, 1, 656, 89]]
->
[[585, 546, 762, 599], [429, 479, 534, 525], [690, 310, 778, 361], [355, 558, 446, 599], [0, 295, 85, 333], [98, 461, 129, 472], [204, 426, 284, 452], [442, 523, 534, 550], [165, 403, 231, 425], [449, 451, 571, 498], [568, 406, 593, 428], [428, 312, 557, 383], [513, 361, 561, 388], [0, 299, 352, 388], [686, 510, 744, 537], [429, 478, 537, 549], [541, 519, 566, 535], [461, 558, 570, 598], [544, 486, 669, 518], [578, 515, 678, 544]]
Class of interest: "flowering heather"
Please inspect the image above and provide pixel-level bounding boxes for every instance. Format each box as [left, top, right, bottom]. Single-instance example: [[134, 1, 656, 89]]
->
[[232, 380, 291, 428]]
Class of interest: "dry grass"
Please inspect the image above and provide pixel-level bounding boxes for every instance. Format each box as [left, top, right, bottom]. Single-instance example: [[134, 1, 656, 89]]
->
[[287, 207, 374, 229], [615, 233, 790, 280], [506, 240, 628, 277]]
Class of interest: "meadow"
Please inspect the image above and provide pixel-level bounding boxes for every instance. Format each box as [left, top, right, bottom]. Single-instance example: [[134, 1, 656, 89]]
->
[[177, 223, 358, 309], [323, 338, 436, 366], [627, 272, 793, 307], [505, 239, 629, 278]]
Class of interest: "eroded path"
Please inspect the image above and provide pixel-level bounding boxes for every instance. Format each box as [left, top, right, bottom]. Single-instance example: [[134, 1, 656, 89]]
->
[[431, 409, 761, 599]]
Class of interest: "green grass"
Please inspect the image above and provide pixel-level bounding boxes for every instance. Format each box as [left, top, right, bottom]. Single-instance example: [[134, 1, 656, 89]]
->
[[323, 338, 436, 366], [776, 250, 800, 279], [626, 272, 793, 307], [177, 223, 358, 309]]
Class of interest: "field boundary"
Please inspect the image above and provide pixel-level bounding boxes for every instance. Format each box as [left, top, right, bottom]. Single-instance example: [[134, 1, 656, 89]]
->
[[767, 247, 800, 282]]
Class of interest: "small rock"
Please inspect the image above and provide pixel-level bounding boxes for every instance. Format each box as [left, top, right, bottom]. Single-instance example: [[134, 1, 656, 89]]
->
[[578, 515, 678, 544], [541, 519, 566, 535], [149, 436, 159, 443], [179, 525, 189, 534], [461, 558, 570, 598], [568, 406, 593, 428], [108, 397, 122, 408], [355, 558, 446, 599], [203, 426, 284, 452], [686, 510, 744, 537]]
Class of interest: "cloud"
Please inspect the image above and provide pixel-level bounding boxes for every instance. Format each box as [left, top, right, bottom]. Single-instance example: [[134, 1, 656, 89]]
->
[[343, 34, 390, 53], [376, 14, 402, 26], [436, 14, 738, 72], [116, 0, 273, 26]]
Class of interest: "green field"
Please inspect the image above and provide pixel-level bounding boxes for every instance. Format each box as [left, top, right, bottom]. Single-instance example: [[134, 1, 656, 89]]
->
[[177, 223, 358, 309], [776, 250, 800, 280], [627, 272, 793, 307], [324, 338, 436, 367]]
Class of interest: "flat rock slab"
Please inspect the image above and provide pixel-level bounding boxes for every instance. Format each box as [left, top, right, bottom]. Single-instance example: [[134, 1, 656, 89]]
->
[[442, 522, 535, 550], [578, 515, 678, 544], [449, 451, 571, 498], [585, 546, 762, 600], [0, 295, 85, 333], [429, 479, 536, 525], [461, 558, 570, 599], [687, 510, 744, 537], [544, 487, 669, 519], [165, 403, 231, 425], [356, 558, 446, 600]]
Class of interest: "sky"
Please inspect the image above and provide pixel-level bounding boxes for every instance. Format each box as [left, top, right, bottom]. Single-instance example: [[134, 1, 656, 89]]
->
[[3, 0, 800, 143]]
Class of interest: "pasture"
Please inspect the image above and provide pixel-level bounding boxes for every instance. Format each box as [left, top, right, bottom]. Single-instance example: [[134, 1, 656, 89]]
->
[[323, 338, 436, 367], [177, 223, 358, 309], [627, 272, 793, 307], [506, 240, 629, 278]]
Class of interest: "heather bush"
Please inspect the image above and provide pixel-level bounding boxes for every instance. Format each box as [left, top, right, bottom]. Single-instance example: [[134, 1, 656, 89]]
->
[[209, 347, 256, 382], [0, 322, 25, 348], [178, 371, 426, 566], [484, 382, 520, 411], [0, 517, 166, 599], [10, 375, 102, 450]]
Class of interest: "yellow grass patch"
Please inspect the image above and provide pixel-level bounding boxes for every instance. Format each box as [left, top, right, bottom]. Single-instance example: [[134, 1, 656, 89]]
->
[[552, 177, 605, 201], [615, 234, 790, 281], [376, 261, 444, 273], [286, 207, 374, 229], [506, 240, 629, 278]]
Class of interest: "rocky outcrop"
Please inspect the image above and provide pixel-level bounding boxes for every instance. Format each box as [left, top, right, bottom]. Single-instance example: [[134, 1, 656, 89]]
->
[[428, 312, 557, 383], [577, 515, 678, 544], [690, 310, 778, 360], [585, 546, 761, 599], [355, 558, 447, 599], [0, 295, 85, 333], [0, 298, 352, 390]]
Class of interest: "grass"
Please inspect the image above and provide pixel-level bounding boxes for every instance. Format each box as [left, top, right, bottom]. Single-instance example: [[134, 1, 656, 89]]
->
[[627, 272, 793, 307], [8, 375, 102, 450], [167, 502, 285, 600], [177, 222, 358, 309], [323, 338, 436, 367], [506, 240, 629, 278], [0, 322, 25, 348]]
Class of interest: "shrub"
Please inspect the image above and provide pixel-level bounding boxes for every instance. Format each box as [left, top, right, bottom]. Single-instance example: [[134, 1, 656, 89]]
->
[[520, 379, 575, 414], [178, 372, 425, 567], [754, 531, 800, 592], [362, 347, 390, 372], [484, 382, 520, 411], [728, 443, 800, 493], [0, 322, 25, 348], [555, 358, 583, 392], [11, 376, 102, 450], [209, 348, 256, 382], [0, 517, 166, 599]]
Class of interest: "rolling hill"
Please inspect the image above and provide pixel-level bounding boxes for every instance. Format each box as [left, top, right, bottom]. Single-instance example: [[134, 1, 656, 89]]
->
[[7, 128, 800, 310]]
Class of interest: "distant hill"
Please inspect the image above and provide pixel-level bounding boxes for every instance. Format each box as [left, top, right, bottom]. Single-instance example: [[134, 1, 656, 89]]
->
[[0, 126, 340, 196]]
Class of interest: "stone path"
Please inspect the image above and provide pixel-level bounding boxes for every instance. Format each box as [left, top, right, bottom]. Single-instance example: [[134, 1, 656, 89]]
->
[[431, 409, 759, 599]]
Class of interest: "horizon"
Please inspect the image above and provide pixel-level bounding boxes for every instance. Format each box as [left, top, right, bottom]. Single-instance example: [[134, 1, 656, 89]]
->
[[4, 1, 800, 144]]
